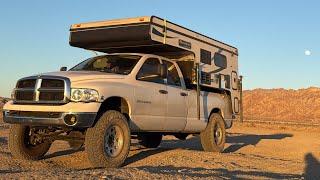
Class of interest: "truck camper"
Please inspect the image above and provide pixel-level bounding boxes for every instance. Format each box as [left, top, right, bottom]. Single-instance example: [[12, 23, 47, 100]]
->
[[4, 16, 242, 167]]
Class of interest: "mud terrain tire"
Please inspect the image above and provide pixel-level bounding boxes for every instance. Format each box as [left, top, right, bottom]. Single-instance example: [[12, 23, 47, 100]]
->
[[85, 110, 130, 168], [200, 113, 226, 152], [9, 124, 51, 160]]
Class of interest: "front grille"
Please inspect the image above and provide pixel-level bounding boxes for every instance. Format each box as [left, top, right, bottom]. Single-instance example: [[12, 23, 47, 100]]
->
[[15, 91, 34, 101], [8, 111, 62, 118], [41, 79, 64, 88], [17, 79, 36, 88], [14, 76, 70, 104], [39, 91, 64, 101]]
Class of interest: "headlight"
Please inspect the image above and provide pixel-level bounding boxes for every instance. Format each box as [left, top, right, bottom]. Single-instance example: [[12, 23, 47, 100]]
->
[[71, 88, 99, 102]]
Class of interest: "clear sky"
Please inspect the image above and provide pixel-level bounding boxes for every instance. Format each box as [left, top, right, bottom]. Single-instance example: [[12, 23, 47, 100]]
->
[[0, 0, 319, 97]]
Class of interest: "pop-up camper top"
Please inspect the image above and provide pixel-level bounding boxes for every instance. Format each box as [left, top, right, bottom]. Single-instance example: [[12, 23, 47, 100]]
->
[[70, 16, 241, 116]]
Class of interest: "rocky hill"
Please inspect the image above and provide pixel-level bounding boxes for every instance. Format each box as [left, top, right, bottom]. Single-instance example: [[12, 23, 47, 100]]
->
[[243, 87, 320, 123]]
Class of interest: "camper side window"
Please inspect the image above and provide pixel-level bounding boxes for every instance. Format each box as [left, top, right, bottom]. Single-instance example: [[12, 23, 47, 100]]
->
[[136, 58, 165, 84], [214, 53, 227, 69]]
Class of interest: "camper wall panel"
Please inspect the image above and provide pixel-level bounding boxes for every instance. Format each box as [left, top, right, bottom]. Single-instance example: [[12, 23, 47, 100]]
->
[[151, 16, 238, 55]]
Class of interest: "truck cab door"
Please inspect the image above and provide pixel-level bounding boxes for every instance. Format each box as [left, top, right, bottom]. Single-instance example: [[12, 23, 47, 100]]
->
[[134, 58, 167, 131], [162, 60, 187, 131]]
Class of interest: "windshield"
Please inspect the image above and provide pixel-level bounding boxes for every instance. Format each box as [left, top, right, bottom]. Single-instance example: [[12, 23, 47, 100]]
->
[[70, 55, 141, 75]]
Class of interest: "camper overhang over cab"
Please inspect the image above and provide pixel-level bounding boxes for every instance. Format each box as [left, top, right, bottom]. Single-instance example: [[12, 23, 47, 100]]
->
[[69, 16, 241, 120]]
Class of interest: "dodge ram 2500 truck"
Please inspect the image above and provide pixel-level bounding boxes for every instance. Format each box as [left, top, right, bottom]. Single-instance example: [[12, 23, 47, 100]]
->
[[3, 16, 242, 168]]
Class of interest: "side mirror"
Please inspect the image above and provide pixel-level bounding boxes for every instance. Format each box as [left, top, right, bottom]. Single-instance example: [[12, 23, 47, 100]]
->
[[60, 67, 67, 71], [159, 64, 167, 79]]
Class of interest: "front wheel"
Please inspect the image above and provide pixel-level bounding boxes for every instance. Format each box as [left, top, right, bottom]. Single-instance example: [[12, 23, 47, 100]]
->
[[9, 125, 52, 160], [200, 113, 226, 152], [85, 110, 130, 168]]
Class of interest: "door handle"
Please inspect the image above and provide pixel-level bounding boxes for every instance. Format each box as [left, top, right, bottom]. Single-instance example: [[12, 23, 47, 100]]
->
[[159, 90, 168, 94], [180, 92, 188, 96]]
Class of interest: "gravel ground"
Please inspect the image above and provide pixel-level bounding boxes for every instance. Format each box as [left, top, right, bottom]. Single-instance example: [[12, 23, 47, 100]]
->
[[0, 122, 319, 179]]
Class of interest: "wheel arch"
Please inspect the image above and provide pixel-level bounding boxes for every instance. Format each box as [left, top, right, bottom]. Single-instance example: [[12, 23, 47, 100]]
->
[[209, 107, 227, 128], [93, 96, 132, 126]]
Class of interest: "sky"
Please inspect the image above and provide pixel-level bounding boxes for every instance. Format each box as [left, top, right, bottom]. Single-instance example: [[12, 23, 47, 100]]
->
[[0, 0, 319, 97]]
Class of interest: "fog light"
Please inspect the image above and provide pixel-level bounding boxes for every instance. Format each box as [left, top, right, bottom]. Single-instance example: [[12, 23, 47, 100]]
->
[[64, 114, 78, 126]]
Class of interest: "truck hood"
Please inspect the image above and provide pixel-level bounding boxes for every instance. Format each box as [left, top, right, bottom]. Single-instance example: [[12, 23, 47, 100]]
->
[[36, 71, 125, 82]]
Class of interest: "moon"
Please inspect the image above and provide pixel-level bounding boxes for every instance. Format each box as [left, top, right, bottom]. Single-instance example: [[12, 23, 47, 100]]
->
[[305, 50, 311, 56]]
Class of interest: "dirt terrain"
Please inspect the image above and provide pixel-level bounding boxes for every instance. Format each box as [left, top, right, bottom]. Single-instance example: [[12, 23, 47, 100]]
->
[[243, 87, 320, 124], [0, 121, 319, 179], [1, 89, 320, 179]]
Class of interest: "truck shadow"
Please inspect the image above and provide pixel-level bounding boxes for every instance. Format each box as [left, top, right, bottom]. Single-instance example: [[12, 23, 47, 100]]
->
[[160, 133, 293, 153], [0, 137, 10, 157], [124, 148, 172, 166], [42, 133, 293, 163], [160, 136, 203, 151], [303, 153, 320, 179], [0, 137, 7, 145], [44, 147, 84, 159], [224, 133, 293, 153], [136, 165, 301, 179]]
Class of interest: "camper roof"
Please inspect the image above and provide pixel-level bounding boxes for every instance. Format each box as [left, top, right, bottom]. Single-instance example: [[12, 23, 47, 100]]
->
[[69, 16, 238, 58]]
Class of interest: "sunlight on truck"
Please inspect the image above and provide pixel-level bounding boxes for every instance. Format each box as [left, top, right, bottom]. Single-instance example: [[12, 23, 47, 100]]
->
[[3, 16, 242, 168]]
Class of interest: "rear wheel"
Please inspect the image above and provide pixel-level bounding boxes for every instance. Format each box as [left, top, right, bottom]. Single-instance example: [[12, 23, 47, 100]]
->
[[138, 133, 162, 148], [200, 113, 226, 152], [9, 124, 52, 160], [85, 110, 130, 168]]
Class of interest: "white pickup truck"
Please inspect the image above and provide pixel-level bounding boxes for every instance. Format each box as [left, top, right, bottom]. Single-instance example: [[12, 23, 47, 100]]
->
[[3, 16, 242, 168]]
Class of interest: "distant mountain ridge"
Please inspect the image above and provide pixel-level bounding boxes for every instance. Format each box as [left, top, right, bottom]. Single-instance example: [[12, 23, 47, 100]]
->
[[243, 87, 320, 123]]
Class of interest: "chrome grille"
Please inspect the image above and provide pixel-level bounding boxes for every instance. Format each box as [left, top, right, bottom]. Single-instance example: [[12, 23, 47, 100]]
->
[[14, 76, 70, 104], [15, 91, 34, 101], [17, 79, 37, 88]]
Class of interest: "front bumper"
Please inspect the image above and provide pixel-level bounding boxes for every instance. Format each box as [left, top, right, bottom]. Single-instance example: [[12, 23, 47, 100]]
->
[[3, 101, 101, 128], [3, 111, 96, 128]]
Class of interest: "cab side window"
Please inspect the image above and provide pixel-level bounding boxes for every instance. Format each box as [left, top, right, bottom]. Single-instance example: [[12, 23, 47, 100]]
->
[[136, 58, 165, 84], [163, 60, 181, 87]]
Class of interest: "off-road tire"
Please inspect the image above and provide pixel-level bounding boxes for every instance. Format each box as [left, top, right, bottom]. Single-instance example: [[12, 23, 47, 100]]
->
[[9, 124, 51, 160], [68, 131, 84, 150], [138, 133, 162, 148], [85, 110, 130, 168], [200, 113, 226, 152]]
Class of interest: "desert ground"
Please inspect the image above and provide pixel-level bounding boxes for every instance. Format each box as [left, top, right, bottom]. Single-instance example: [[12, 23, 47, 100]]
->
[[1, 88, 320, 179], [0, 121, 319, 179]]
